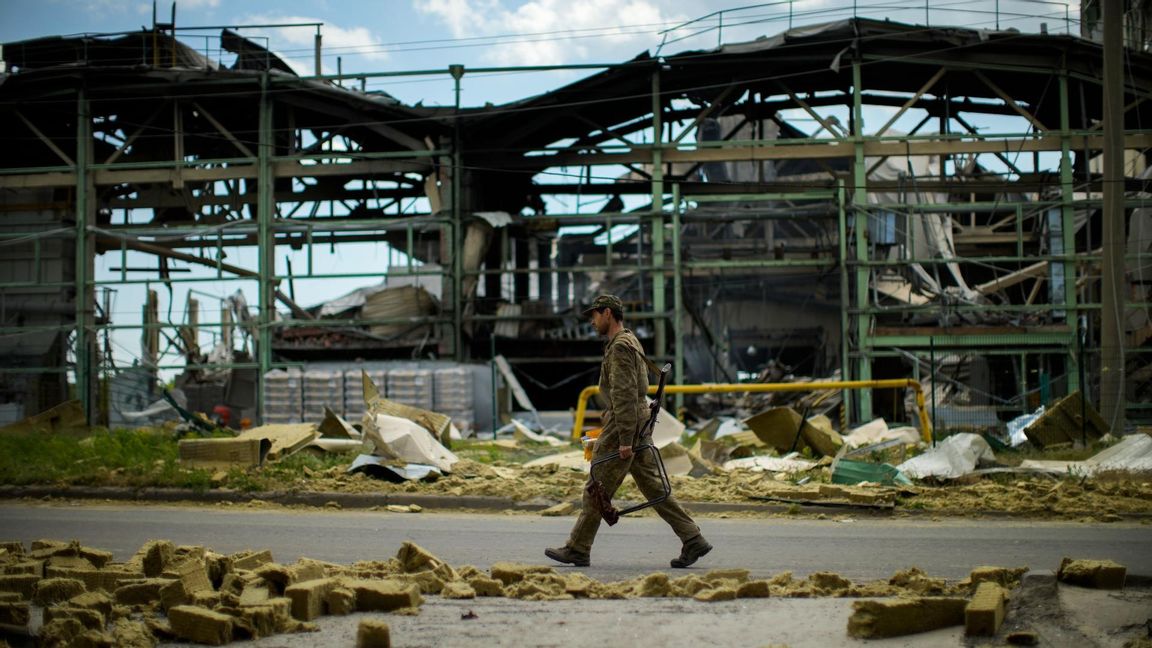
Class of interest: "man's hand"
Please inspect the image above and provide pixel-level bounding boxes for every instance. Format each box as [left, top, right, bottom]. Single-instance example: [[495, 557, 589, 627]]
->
[[619, 445, 633, 460]]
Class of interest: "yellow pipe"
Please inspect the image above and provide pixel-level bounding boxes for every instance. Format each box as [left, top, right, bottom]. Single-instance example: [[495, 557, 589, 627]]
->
[[572, 379, 933, 444]]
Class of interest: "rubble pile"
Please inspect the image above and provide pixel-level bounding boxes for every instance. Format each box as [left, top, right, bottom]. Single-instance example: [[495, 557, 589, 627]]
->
[[0, 538, 1139, 645]]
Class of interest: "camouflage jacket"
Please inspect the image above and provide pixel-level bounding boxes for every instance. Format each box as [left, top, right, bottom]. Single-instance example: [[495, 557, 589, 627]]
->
[[598, 329, 650, 447]]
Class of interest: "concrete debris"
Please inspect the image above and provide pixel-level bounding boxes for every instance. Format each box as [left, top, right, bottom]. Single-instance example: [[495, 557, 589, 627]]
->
[[888, 567, 954, 596], [0, 575, 38, 599], [168, 605, 234, 646], [128, 540, 175, 578], [1057, 558, 1127, 589], [489, 562, 556, 586], [38, 617, 86, 647], [847, 597, 968, 638], [441, 580, 476, 599], [230, 549, 274, 571], [694, 586, 738, 602], [68, 590, 114, 617], [325, 586, 357, 615], [808, 572, 852, 593], [540, 501, 576, 516], [736, 580, 772, 598], [114, 578, 171, 606], [285, 577, 340, 621], [0, 591, 22, 602], [349, 579, 423, 612], [636, 573, 670, 597], [965, 581, 1008, 636], [43, 605, 106, 630], [0, 601, 30, 626], [962, 566, 1029, 590], [504, 572, 573, 600], [32, 577, 86, 605], [110, 618, 157, 648], [466, 576, 505, 597], [356, 618, 391, 648]]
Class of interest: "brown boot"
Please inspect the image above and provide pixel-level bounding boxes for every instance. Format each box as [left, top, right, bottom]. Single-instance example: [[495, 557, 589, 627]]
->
[[545, 546, 590, 567], [670, 535, 712, 568]]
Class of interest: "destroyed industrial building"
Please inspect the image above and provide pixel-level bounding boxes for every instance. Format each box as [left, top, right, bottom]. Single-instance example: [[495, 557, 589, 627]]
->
[[0, 9, 1149, 436]]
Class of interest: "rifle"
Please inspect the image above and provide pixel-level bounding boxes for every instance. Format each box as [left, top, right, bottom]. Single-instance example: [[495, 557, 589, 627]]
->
[[586, 362, 673, 526]]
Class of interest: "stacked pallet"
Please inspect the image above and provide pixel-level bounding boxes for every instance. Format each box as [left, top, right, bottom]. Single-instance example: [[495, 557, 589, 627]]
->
[[262, 369, 303, 424], [303, 370, 345, 421], [386, 369, 434, 411], [434, 367, 474, 434]]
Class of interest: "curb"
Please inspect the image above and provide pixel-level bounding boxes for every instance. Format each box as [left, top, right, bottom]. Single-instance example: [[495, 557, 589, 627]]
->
[[2, 486, 1150, 521], [0, 485, 887, 516]]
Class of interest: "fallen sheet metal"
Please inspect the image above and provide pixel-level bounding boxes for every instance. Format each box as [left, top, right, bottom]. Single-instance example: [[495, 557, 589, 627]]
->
[[1018, 433, 1152, 476], [512, 420, 566, 447], [363, 412, 458, 473], [651, 406, 686, 449], [347, 454, 441, 482], [178, 437, 271, 468], [362, 371, 453, 442], [896, 433, 996, 480]]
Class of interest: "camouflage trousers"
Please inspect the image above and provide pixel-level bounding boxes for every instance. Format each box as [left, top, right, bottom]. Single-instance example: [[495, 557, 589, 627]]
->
[[566, 434, 701, 554]]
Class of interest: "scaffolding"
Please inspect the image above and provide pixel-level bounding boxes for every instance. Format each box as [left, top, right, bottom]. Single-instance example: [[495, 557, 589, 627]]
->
[[1, 10, 1149, 434]]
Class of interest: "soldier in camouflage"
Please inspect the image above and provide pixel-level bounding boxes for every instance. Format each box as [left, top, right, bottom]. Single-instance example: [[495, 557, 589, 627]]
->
[[545, 294, 712, 568]]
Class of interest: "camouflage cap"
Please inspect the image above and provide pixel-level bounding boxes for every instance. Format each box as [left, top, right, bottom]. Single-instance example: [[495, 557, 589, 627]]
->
[[581, 294, 623, 316]]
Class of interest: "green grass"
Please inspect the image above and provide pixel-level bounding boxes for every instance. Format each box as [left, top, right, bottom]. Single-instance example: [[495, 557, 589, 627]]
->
[[0, 428, 198, 487]]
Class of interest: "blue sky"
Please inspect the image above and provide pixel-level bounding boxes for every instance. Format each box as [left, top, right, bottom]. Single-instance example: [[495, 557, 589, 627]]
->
[[0, 1, 1079, 374]]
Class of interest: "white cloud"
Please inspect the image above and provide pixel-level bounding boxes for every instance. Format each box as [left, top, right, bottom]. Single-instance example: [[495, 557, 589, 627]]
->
[[238, 13, 389, 75], [416, 0, 687, 65]]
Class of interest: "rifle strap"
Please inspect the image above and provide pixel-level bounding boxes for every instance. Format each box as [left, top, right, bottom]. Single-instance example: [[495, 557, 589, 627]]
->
[[623, 342, 663, 377]]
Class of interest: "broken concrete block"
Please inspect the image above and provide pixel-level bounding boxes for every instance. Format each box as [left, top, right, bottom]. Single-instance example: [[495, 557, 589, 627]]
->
[[46, 565, 138, 593], [694, 587, 738, 602], [703, 569, 750, 584], [0, 591, 21, 602], [490, 562, 556, 586], [0, 542, 24, 556], [47, 555, 95, 571], [164, 559, 213, 594], [965, 582, 1007, 636], [290, 559, 328, 583], [33, 577, 87, 605], [356, 618, 391, 648], [809, 572, 853, 592], [230, 550, 274, 572], [349, 580, 423, 612], [1057, 558, 1126, 589], [888, 567, 948, 595], [128, 541, 175, 578], [670, 575, 710, 597], [110, 618, 157, 648], [736, 580, 772, 598], [158, 579, 191, 612], [401, 570, 447, 595], [0, 601, 30, 626], [441, 581, 476, 599], [68, 591, 114, 618], [113, 579, 171, 606], [70, 628, 117, 648], [467, 576, 505, 597], [74, 547, 113, 569], [38, 618, 85, 647], [2, 560, 43, 577], [563, 573, 597, 598], [847, 597, 967, 638], [238, 585, 271, 607], [284, 578, 339, 621], [168, 605, 234, 646], [0, 575, 39, 599], [396, 542, 442, 573], [325, 587, 356, 615], [964, 566, 1029, 590], [636, 573, 670, 597], [505, 573, 572, 601], [43, 606, 106, 631]]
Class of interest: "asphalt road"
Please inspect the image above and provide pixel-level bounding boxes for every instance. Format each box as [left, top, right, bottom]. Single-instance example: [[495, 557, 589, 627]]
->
[[3, 502, 1150, 581]]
